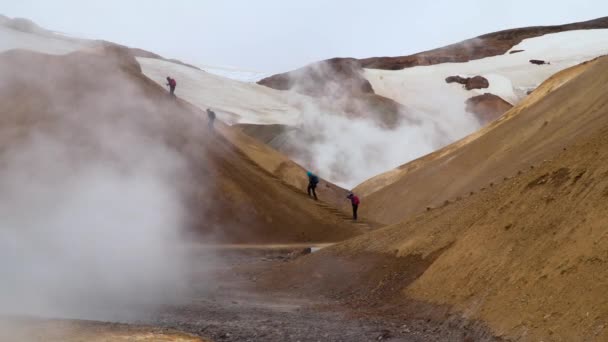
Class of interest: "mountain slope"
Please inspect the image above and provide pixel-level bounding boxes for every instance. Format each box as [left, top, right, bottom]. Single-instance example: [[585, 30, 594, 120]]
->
[[355, 56, 606, 224], [361, 16, 608, 69], [252, 17, 608, 188], [0, 47, 364, 243], [268, 55, 608, 341]]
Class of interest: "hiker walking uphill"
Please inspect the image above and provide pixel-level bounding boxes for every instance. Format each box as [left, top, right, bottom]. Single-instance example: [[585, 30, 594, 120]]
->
[[207, 108, 216, 130], [347, 192, 360, 220], [166, 76, 176, 96], [307, 171, 319, 200]]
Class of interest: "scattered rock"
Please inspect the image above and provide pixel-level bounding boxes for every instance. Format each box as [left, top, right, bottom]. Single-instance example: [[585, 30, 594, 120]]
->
[[509, 49, 525, 54], [377, 330, 392, 340], [287, 248, 312, 259], [466, 76, 490, 90], [530, 59, 550, 65], [465, 93, 513, 125], [445, 75, 490, 90]]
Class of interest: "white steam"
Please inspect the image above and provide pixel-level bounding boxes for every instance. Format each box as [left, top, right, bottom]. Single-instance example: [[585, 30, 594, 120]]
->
[[0, 93, 193, 321], [295, 107, 479, 188], [282, 61, 481, 188]]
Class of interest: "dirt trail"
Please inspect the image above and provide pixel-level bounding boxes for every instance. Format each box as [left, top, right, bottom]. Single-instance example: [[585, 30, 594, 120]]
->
[[139, 246, 497, 342], [213, 123, 379, 231]]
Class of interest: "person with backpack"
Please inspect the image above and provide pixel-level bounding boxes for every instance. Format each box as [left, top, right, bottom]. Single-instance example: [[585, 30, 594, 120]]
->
[[347, 192, 360, 220], [207, 108, 216, 130], [306, 171, 319, 200], [166, 76, 177, 96]]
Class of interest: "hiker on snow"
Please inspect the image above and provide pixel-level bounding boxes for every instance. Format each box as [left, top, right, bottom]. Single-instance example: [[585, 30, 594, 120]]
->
[[347, 192, 360, 220], [307, 171, 319, 200], [166, 76, 176, 96], [207, 108, 216, 130]]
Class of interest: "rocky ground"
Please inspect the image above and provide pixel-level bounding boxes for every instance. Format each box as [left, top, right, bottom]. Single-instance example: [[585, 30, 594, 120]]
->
[[139, 246, 501, 342]]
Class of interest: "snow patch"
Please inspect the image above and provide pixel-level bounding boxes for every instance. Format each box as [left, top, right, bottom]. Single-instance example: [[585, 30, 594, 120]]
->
[[137, 57, 309, 125], [365, 29, 608, 111]]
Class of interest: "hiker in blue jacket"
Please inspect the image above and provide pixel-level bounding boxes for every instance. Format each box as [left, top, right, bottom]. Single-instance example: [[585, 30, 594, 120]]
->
[[307, 171, 319, 200]]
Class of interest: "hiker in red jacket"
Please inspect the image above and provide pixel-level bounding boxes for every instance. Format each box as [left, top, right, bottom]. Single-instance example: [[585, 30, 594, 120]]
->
[[166, 76, 176, 96], [347, 192, 360, 220]]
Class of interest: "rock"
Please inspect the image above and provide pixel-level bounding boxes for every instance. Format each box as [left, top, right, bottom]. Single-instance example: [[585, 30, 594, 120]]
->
[[377, 330, 392, 340], [466, 76, 490, 90], [287, 248, 312, 259], [445, 75, 468, 84], [530, 59, 550, 65], [465, 93, 513, 125], [445, 75, 489, 90], [510, 49, 525, 54]]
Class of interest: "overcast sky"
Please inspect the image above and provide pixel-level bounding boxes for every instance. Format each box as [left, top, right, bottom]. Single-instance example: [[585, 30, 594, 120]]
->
[[3, 0, 608, 72]]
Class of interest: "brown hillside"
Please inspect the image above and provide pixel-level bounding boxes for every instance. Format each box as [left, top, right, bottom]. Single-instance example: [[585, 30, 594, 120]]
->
[[354, 56, 606, 225], [0, 48, 366, 243], [272, 123, 608, 340], [258, 58, 373, 96], [360, 16, 608, 69], [217, 121, 355, 211], [233, 123, 291, 146], [265, 58, 608, 341], [466, 93, 513, 125]]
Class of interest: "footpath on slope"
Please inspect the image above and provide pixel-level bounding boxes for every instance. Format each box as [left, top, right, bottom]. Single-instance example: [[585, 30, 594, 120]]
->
[[217, 126, 377, 231], [169, 94, 380, 233]]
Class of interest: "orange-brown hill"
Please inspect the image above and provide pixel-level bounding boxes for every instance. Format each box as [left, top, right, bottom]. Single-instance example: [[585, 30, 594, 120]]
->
[[0, 48, 365, 244], [265, 57, 608, 341], [216, 120, 354, 211], [354, 57, 606, 225]]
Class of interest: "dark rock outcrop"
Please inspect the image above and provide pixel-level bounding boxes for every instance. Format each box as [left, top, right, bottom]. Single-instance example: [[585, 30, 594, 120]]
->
[[446, 75, 490, 90], [465, 93, 513, 125], [530, 59, 550, 65]]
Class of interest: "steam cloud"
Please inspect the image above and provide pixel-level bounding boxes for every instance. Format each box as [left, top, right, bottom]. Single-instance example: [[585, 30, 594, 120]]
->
[[0, 51, 203, 322], [282, 61, 481, 188], [0, 133, 188, 321]]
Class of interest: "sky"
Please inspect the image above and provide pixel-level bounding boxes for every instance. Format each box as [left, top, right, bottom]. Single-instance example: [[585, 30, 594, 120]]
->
[[3, 0, 608, 72]]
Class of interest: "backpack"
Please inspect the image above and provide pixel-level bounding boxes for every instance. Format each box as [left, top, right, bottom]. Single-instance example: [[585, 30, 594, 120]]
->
[[169, 78, 176, 87], [311, 175, 319, 184]]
